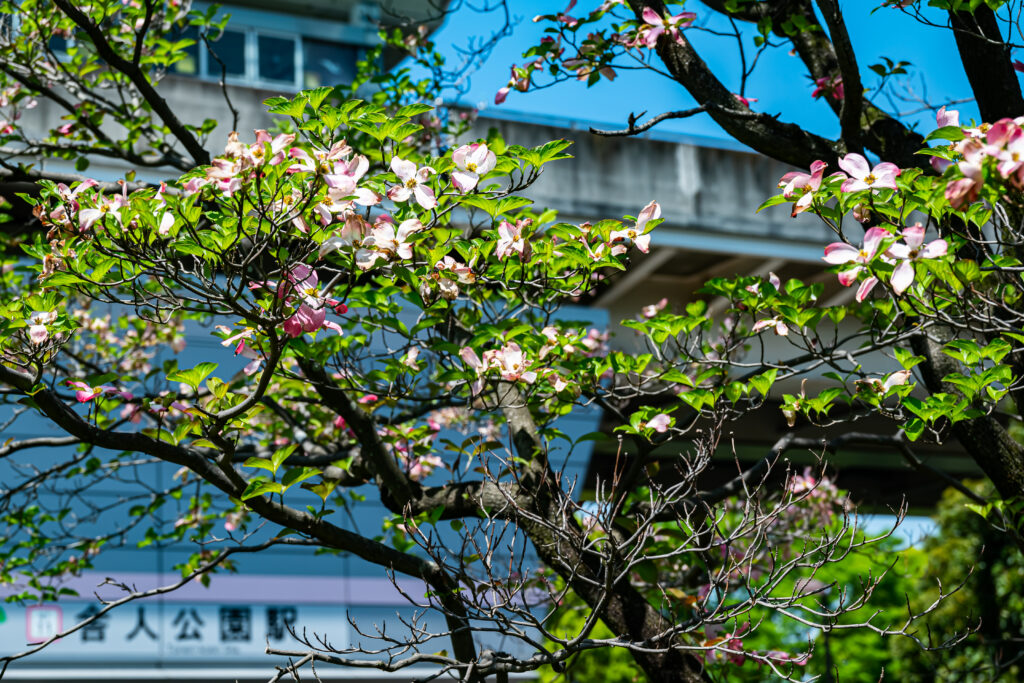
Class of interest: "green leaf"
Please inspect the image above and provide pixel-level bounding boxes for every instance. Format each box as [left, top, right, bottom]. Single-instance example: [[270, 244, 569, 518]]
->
[[282, 467, 319, 489], [242, 457, 276, 473], [303, 86, 334, 110], [756, 194, 790, 213], [166, 362, 218, 390], [748, 368, 778, 396], [575, 431, 610, 443], [396, 103, 434, 118], [924, 125, 966, 142], [240, 479, 283, 501], [272, 444, 298, 472], [268, 97, 308, 118]]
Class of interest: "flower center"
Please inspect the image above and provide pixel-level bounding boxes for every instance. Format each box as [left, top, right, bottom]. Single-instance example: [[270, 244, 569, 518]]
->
[[864, 174, 876, 185], [405, 178, 418, 189], [466, 162, 478, 172]]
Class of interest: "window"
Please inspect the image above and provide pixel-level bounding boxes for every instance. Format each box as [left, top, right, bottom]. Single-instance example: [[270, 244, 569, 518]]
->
[[169, 25, 355, 91], [257, 34, 296, 83], [204, 29, 246, 79], [48, 35, 69, 54], [302, 39, 357, 89]]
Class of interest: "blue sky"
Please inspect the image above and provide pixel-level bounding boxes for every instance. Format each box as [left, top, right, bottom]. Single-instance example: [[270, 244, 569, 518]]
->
[[425, 1, 983, 149]]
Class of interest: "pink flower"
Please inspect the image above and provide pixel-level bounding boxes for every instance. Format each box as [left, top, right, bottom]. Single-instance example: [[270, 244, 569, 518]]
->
[[494, 342, 537, 384], [401, 347, 420, 370], [751, 317, 789, 336], [778, 160, 827, 216], [436, 255, 476, 284], [408, 454, 444, 481], [67, 380, 100, 403], [822, 227, 891, 301], [355, 217, 423, 270], [496, 219, 531, 260], [862, 369, 912, 394], [287, 141, 353, 174], [277, 265, 344, 338], [837, 154, 900, 192], [887, 225, 948, 294], [27, 310, 57, 345], [936, 106, 960, 129], [494, 86, 510, 105], [324, 155, 370, 195], [788, 468, 818, 494], [387, 157, 436, 209], [745, 272, 782, 295], [641, 297, 668, 318], [640, 6, 696, 47], [283, 304, 327, 338], [646, 413, 671, 433], [733, 93, 757, 108], [812, 74, 844, 101], [451, 142, 496, 193], [945, 161, 983, 208], [460, 347, 484, 372], [610, 200, 659, 253], [246, 129, 294, 166], [994, 127, 1024, 179]]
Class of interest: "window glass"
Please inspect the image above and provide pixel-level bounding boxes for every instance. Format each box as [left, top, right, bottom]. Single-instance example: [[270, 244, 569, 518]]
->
[[204, 28, 246, 78], [170, 25, 199, 76], [302, 38, 357, 88], [48, 35, 69, 55], [257, 34, 296, 84]]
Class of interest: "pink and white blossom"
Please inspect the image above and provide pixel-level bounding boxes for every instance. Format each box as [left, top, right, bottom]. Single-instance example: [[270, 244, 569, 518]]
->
[[355, 217, 423, 270], [610, 200, 660, 253], [324, 155, 370, 195], [287, 140, 353, 174], [945, 160, 983, 208], [936, 106, 960, 129], [493, 342, 537, 384], [496, 219, 531, 260], [887, 225, 948, 294], [451, 142, 497, 193], [822, 227, 891, 301], [27, 310, 57, 345], [387, 156, 436, 209], [861, 369, 913, 394], [778, 160, 826, 215], [639, 6, 695, 47], [646, 413, 671, 433], [641, 297, 668, 318], [751, 317, 789, 336], [837, 153, 900, 193]]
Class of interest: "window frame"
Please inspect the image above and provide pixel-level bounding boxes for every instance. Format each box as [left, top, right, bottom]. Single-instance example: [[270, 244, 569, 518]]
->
[[183, 25, 361, 92]]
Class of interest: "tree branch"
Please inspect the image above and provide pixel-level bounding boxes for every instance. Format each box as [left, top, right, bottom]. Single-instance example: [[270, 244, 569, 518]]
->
[[50, 0, 211, 166], [815, 0, 863, 151], [624, 0, 841, 168], [950, 5, 1024, 121]]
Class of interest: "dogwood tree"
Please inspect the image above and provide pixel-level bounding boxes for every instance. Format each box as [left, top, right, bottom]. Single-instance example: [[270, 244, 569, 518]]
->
[[509, 0, 1024, 547], [0, 2, 990, 682]]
